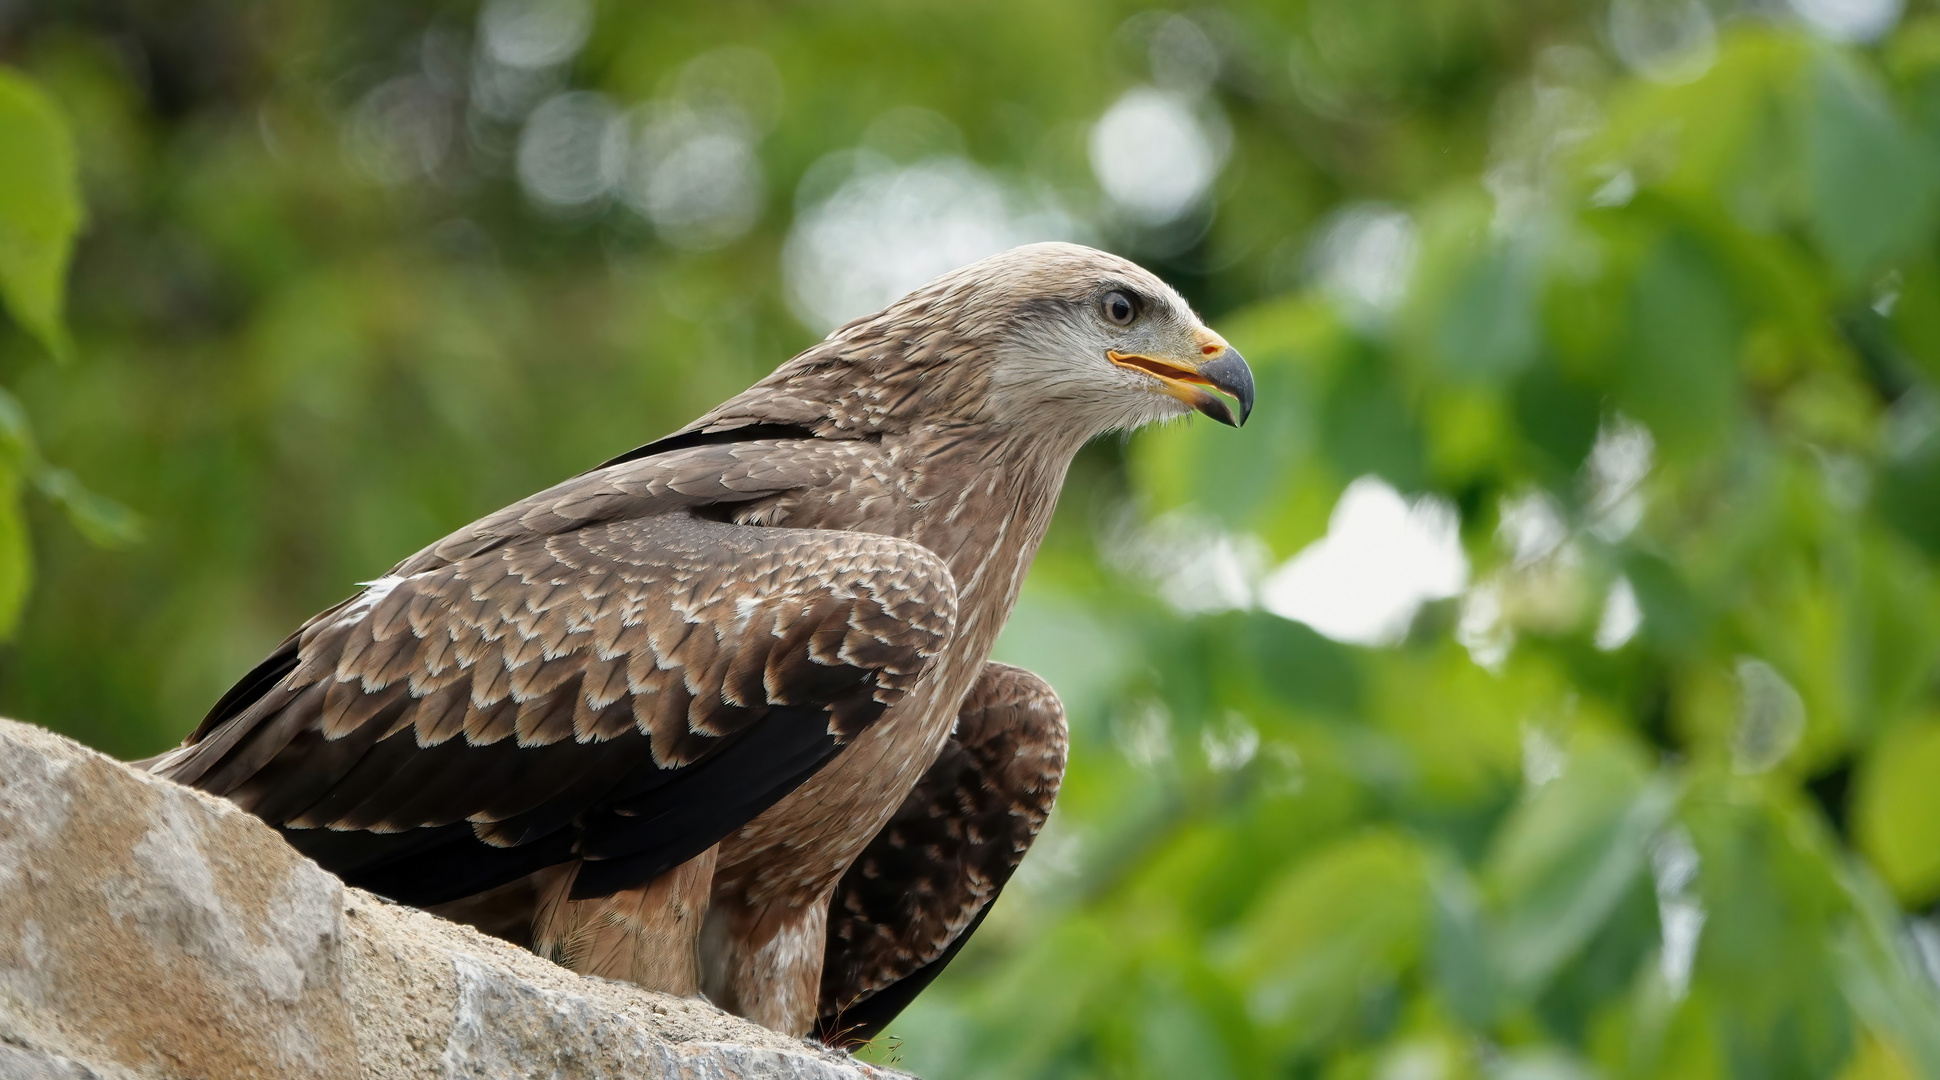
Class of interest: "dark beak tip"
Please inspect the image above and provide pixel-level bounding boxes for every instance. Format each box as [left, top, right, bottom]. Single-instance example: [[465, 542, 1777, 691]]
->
[[1199, 348, 1254, 428], [1201, 397, 1239, 427]]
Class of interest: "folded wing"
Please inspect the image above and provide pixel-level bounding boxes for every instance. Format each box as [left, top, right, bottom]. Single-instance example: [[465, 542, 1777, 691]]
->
[[816, 662, 1067, 1046], [153, 440, 957, 907]]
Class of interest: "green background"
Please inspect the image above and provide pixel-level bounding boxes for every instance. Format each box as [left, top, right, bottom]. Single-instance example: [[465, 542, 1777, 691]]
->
[[4, 1, 1940, 1076]]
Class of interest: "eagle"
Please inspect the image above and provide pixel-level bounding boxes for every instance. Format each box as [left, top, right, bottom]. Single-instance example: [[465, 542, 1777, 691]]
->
[[145, 242, 1252, 1039]]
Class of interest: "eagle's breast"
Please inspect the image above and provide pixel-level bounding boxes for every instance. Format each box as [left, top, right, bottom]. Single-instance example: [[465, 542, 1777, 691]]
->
[[710, 424, 1070, 907]]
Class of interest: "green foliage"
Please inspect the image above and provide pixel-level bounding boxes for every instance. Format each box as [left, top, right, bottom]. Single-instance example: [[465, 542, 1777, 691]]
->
[[0, 66, 80, 361], [6, 3, 1940, 1077], [0, 64, 131, 638], [0, 67, 76, 635], [1856, 719, 1940, 904], [0, 397, 27, 634]]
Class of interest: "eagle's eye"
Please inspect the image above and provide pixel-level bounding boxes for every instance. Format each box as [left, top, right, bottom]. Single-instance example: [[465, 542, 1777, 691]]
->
[[1101, 290, 1138, 326]]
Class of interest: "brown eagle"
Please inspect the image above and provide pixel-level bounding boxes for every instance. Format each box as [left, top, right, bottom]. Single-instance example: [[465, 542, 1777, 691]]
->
[[146, 242, 1251, 1039]]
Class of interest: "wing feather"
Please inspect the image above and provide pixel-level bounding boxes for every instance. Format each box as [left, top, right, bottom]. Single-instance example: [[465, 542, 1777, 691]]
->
[[157, 489, 957, 911], [815, 662, 1066, 1047]]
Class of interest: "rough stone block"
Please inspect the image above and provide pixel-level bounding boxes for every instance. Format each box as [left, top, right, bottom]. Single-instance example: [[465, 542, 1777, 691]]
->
[[0, 719, 909, 1080]]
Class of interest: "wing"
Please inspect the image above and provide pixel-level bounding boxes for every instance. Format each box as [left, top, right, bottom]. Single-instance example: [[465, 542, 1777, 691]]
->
[[815, 662, 1066, 1047], [154, 444, 957, 909]]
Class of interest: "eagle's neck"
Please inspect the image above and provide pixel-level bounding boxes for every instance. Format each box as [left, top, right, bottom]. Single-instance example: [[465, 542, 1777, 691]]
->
[[894, 423, 1072, 632]]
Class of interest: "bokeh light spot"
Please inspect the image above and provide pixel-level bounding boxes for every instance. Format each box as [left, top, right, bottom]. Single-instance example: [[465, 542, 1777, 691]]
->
[[1261, 477, 1468, 646], [1088, 87, 1227, 226], [783, 153, 1075, 331], [516, 91, 626, 210]]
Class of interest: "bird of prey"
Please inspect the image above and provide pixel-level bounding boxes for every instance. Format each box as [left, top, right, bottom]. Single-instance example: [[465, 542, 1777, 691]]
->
[[146, 242, 1252, 1038]]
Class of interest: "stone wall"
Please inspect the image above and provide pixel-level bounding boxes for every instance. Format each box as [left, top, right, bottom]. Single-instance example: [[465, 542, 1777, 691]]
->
[[0, 719, 911, 1080]]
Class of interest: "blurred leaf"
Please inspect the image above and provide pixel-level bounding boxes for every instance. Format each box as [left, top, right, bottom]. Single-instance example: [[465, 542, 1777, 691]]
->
[[1430, 861, 1504, 1029], [1321, 350, 1425, 491], [1491, 1047, 1598, 1080], [1433, 242, 1542, 383], [34, 466, 142, 548], [1231, 829, 1429, 1050], [944, 914, 1132, 1079], [1878, 426, 1940, 558], [1853, 719, 1940, 904], [0, 458, 28, 638], [1510, 363, 1603, 481], [1538, 863, 1664, 1047], [1683, 779, 1854, 1080], [1831, 865, 1940, 1079], [1410, 189, 1541, 384], [0, 382, 30, 463], [1613, 230, 1741, 455], [1889, 258, 1940, 378], [0, 66, 81, 361], [1239, 610, 1363, 719], [1136, 994, 1237, 1080], [0, 385, 28, 640], [1806, 56, 1938, 285], [1369, 645, 1534, 810], [0, 386, 139, 551], [1836, 1034, 1920, 1080], [1117, 946, 1263, 1080], [1482, 733, 1673, 994], [1590, 31, 1807, 220], [1590, 980, 1725, 1080]]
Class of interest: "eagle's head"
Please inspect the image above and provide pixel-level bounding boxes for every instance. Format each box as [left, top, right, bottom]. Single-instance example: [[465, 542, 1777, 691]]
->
[[899, 242, 1253, 439], [707, 242, 1252, 448]]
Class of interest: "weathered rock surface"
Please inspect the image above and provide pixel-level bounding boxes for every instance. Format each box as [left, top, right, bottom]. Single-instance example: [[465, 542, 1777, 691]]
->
[[0, 719, 911, 1080]]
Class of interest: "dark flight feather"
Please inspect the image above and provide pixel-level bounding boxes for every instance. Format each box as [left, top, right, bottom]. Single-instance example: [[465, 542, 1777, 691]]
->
[[815, 662, 1067, 1046]]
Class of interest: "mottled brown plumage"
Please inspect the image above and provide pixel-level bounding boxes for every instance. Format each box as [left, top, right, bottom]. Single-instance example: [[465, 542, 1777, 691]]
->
[[149, 242, 1250, 1037], [817, 663, 1065, 1045]]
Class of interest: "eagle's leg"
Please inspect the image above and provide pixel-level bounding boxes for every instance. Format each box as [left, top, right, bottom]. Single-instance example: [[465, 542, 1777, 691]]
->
[[529, 844, 720, 994], [697, 892, 833, 1035]]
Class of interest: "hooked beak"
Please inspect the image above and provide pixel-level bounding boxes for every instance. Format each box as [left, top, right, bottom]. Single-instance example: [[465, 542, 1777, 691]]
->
[[1108, 328, 1255, 427]]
